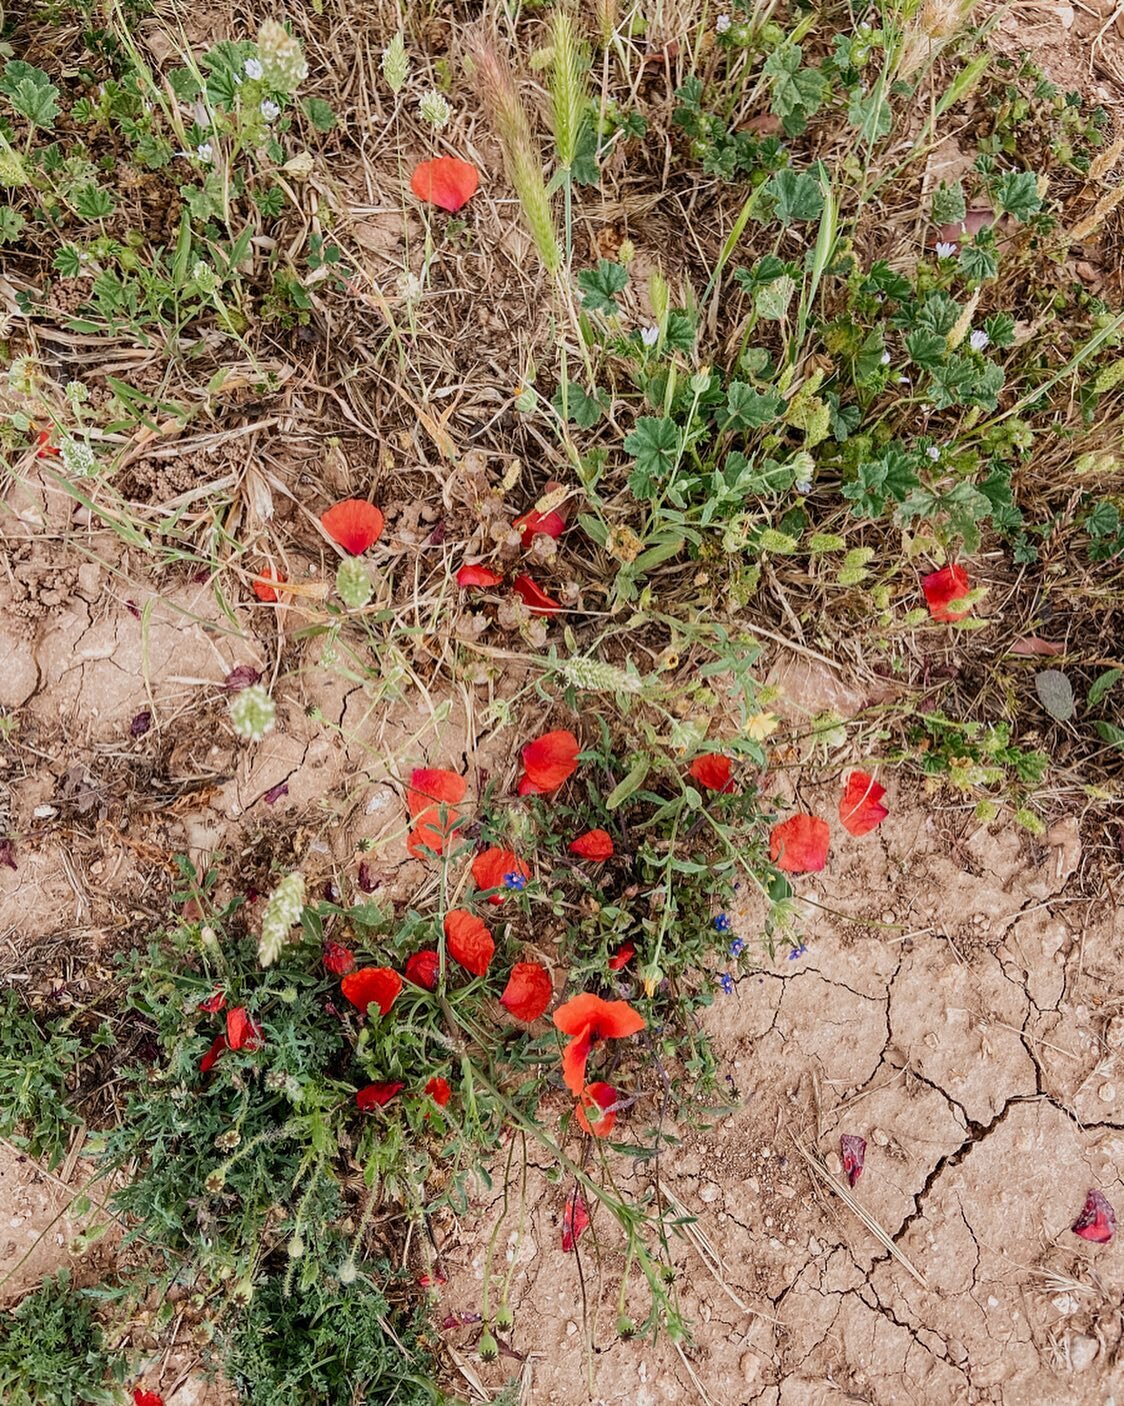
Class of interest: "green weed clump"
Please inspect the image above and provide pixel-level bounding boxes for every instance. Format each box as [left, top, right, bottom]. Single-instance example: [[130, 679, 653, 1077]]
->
[[0, 1272, 125, 1406]]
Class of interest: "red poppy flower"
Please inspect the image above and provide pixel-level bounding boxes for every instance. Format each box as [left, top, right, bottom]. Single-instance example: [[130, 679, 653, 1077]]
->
[[199, 1034, 226, 1073], [688, 754, 735, 793], [405, 949, 440, 990], [921, 563, 971, 622], [199, 988, 226, 1013], [425, 1075, 451, 1107], [561, 1184, 590, 1252], [341, 966, 403, 1016], [500, 962, 552, 1022], [356, 1081, 405, 1111], [840, 1134, 866, 1187], [522, 730, 580, 792], [406, 767, 466, 858], [444, 910, 494, 977], [471, 847, 530, 904], [569, 829, 614, 860], [517, 774, 547, 796], [839, 772, 889, 837], [608, 941, 636, 972], [575, 1082, 618, 1138], [456, 563, 505, 589], [513, 506, 567, 548], [34, 429, 60, 458], [321, 499, 385, 555], [226, 1006, 263, 1051], [1072, 1188, 1116, 1244], [133, 1390, 165, 1406], [323, 940, 356, 976], [252, 568, 285, 603], [769, 814, 830, 874], [553, 992, 646, 1096], [410, 156, 479, 213], [513, 574, 562, 615]]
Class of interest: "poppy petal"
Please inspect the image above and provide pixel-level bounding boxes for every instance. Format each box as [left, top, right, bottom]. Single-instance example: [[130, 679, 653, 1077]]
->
[[608, 940, 636, 972], [921, 563, 971, 622], [513, 574, 563, 615], [517, 774, 547, 796], [199, 1034, 227, 1073], [425, 1075, 451, 1107], [575, 1082, 618, 1138], [522, 730, 580, 791], [225, 1006, 263, 1051], [456, 563, 505, 589], [769, 814, 830, 874], [561, 1028, 594, 1097], [356, 1080, 404, 1111], [341, 966, 403, 1016], [840, 1134, 866, 1187], [569, 829, 614, 860], [561, 1184, 590, 1252], [133, 1390, 165, 1406], [688, 754, 735, 792], [513, 506, 568, 549], [471, 847, 530, 904], [407, 768, 467, 818], [252, 568, 284, 603], [444, 909, 495, 977], [323, 940, 356, 976], [1072, 1188, 1116, 1243], [405, 949, 440, 990], [199, 988, 226, 1013], [552, 992, 645, 1041], [321, 499, 385, 555], [838, 772, 889, 837], [499, 962, 552, 1022], [410, 156, 479, 213]]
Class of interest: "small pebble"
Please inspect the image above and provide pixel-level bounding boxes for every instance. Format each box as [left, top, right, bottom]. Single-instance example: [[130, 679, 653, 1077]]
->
[[1099, 1083, 1116, 1103], [871, 1127, 890, 1147]]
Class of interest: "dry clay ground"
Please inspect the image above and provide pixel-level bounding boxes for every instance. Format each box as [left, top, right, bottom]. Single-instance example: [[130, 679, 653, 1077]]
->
[[3, 7, 1124, 1406]]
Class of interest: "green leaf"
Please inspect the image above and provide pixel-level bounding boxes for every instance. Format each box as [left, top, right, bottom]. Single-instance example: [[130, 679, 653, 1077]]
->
[[916, 291, 960, 336], [764, 44, 828, 125], [847, 87, 891, 142], [755, 274, 796, 321], [0, 205, 24, 244], [1088, 668, 1121, 708], [766, 167, 824, 225], [577, 258, 628, 314], [984, 311, 1016, 348], [906, 328, 948, 370], [843, 448, 919, 517], [853, 326, 886, 383], [570, 121, 600, 186], [0, 61, 60, 129], [931, 180, 966, 226], [624, 416, 680, 497], [1094, 720, 1124, 751], [606, 756, 650, 810], [958, 240, 999, 282], [303, 97, 336, 131], [994, 169, 1042, 220], [73, 184, 115, 220], [721, 382, 784, 431], [168, 67, 202, 102], [552, 381, 606, 428]]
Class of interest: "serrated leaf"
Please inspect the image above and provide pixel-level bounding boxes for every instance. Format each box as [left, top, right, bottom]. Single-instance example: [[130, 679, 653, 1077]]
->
[[1035, 669, 1075, 721], [1094, 720, 1124, 751], [994, 169, 1042, 221], [755, 274, 796, 321], [552, 381, 606, 428], [577, 259, 628, 314], [722, 382, 784, 430], [1088, 668, 1121, 708], [766, 168, 824, 225]]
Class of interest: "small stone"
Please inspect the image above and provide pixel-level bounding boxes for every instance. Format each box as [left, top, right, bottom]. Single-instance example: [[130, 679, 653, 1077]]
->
[[565, 1320, 578, 1337], [1099, 1083, 1116, 1103], [699, 1183, 720, 1204], [32, 804, 57, 820], [871, 1127, 890, 1147], [825, 1152, 843, 1175], [1105, 1017, 1124, 1049], [1067, 1334, 1098, 1372], [739, 1352, 763, 1385], [777, 1182, 796, 1200]]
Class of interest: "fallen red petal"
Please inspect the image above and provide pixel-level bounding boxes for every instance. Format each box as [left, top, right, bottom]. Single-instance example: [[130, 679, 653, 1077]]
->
[[838, 772, 889, 838], [471, 846, 530, 904], [517, 773, 547, 796], [688, 754, 735, 793], [513, 573, 563, 615], [321, 499, 385, 555], [356, 1080, 405, 1111], [405, 949, 440, 990], [608, 940, 636, 972], [521, 730, 580, 791], [224, 664, 261, 691], [840, 1134, 866, 1187], [499, 962, 552, 1022], [425, 1075, 451, 1107], [921, 563, 971, 622], [769, 814, 831, 874], [513, 506, 567, 549], [199, 988, 226, 1014], [456, 563, 505, 589], [1009, 636, 1064, 657], [407, 768, 466, 817], [133, 1389, 165, 1406], [444, 910, 495, 977], [252, 568, 284, 603], [1072, 1188, 1116, 1243], [262, 782, 289, 805], [226, 1006, 263, 1051], [561, 1184, 591, 1252], [569, 828, 614, 860], [323, 940, 356, 976], [34, 429, 60, 458], [199, 1034, 227, 1073], [410, 156, 480, 213]]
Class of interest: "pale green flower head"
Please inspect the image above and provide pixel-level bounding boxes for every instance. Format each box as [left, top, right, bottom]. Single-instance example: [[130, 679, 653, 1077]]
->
[[257, 20, 309, 94], [228, 683, 276, 741], [382, 32, 408, 94], [258, 871, 305, 967], [418, 89, 450, 129]]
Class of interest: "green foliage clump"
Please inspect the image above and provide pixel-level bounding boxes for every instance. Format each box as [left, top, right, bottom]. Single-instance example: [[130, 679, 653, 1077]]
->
[[0, 1272, 124, 1406]]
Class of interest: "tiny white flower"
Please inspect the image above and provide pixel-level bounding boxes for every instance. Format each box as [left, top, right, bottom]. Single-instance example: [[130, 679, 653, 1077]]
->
[[926, 445, 941, 461], [969, 329, 990, 352], [640, 325, 659, 347], [880, 350, 891, 365], [935, 241, 956, 258], [795, 477, 812, 495], [897, 374, 910, 384], [716, 13, 732, 33], [196, 142, 213, 162], [261, 98, 281, 121], [244, 57, 264, 80]]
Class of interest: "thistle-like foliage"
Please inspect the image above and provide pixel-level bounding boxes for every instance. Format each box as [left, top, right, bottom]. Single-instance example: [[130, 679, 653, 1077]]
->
[[468, 38, 561, 276], [548, 9, 588, 173]]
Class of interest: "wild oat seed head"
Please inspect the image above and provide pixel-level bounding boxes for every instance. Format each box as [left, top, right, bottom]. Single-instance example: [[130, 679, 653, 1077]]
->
[[558, 656, 643, 694], [548, 9, 588, 172], [0, 145, 28, 187], [228, 683, 276, 742], [258, 871, 306, 967], [382, 32, 409, 94], [257, 20, 308, 93]]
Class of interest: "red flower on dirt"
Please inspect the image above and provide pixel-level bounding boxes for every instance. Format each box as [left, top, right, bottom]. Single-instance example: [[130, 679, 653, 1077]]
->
[[406, 767, 466, 858], [323, 940, 356, 976], [456, 563, 505, 589], [838, 772, 889, 837], [444, 910, 494, 977], [688, 754, 735, 793], [199, 1035, 226, 1073], [840, 1134, 867, 1187], [341, 966, 402, 1016], [513, 574, 562, 615], [199, 988, 226, 1014], [405, 949, 440, 990], [921, 563, 971, 622], [575, 1082, 618, 1138], [133, 1390, 165, 1406], [499, 962, 552, 1022], [425, 1075, 451, 1107], [769, 814, 830, 874], [252, 568, 285, 603], [226, 1006, 263, 1051], [471, 846, 530, 904], [513, 502, 568, 548], [553, 992, 646, 1096], [1072, 1188, 1116, 1244], [561, 1184, 590, 1252], [569, 829, 614, 860], [356, 1081, 404, 1111], [608, 941, 636, 972], [34, 429, 60, 458], [321, 499, 385, 555], [410, 156, 479, 213], [521, 729, 580, 793]]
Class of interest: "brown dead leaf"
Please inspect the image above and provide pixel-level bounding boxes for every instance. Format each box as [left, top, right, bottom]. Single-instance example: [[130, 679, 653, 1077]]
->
[[1009, 637, 1065, 657]]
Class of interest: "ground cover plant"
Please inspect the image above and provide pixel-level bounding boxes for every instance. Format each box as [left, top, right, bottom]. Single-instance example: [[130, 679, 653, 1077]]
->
[[0, 0, 1122, 1400]]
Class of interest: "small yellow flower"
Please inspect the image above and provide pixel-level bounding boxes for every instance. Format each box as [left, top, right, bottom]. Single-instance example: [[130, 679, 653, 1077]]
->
[[746, 711, 780, 742]]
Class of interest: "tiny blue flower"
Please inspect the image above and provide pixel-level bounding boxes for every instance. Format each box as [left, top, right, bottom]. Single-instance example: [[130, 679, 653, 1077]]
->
[[718, 972, 735, 995], [714, 914, 732, 933], [503, 872, 527, 890], [729, 937, 746, 958], [787, 943, 808, 961]]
